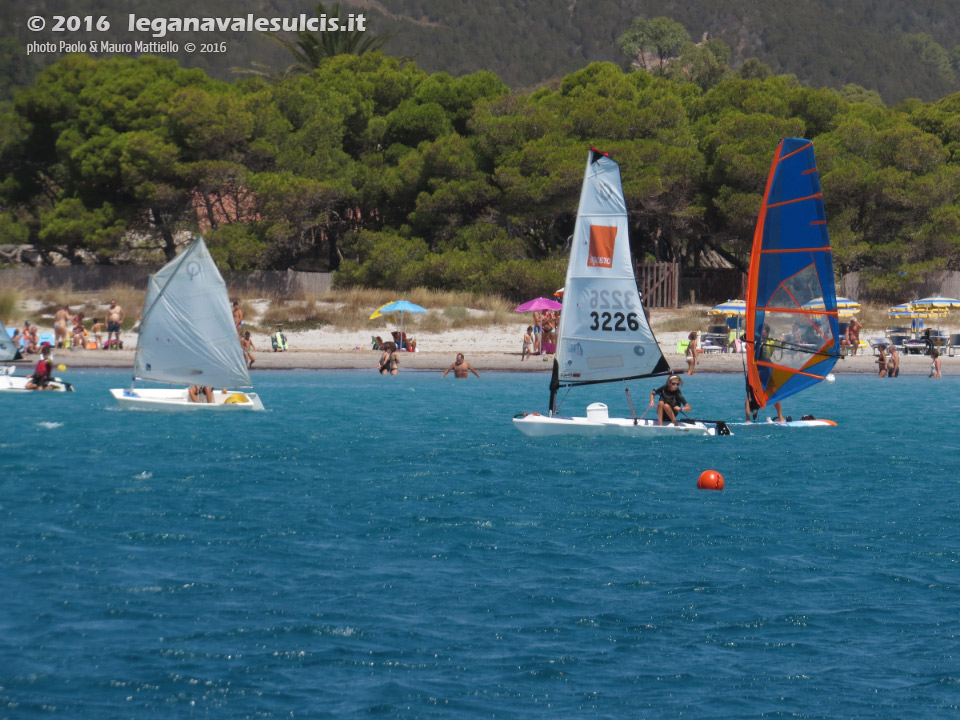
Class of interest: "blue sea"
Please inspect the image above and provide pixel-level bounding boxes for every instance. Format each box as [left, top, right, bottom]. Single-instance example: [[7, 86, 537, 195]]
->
[[2, 368, 959, 718]]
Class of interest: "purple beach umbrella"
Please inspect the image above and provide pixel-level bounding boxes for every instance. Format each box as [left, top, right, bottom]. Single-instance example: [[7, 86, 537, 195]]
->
[[514, 297, 562, 313]]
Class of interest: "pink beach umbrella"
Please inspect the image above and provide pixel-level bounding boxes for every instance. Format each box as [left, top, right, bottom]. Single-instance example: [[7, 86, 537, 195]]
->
[[514, 297, 562, 313]]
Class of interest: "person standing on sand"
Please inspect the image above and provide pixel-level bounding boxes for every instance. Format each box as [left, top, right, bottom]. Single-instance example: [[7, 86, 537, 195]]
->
[[521, 326, 533, 361], [233, 300, 243, 338], [442, 353, 480, 378], [532, 311, 542, 355], [930, 348, 942, 378], [876, 345, 888, 378], [106, 299, 125, 349], [54, 306, 70, 348], [241, 331, 256, 369], [686, 331, 698, 375]]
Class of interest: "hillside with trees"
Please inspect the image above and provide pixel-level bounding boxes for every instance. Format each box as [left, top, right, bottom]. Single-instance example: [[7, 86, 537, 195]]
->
[[5, 0, 960, 104], [4, 22, 960, 302]]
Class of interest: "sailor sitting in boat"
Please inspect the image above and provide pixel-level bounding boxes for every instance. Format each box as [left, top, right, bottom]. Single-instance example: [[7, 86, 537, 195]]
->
[[25, 346, 55, 390], [189, 385, 214, 403], [649, 375, 691, 426]]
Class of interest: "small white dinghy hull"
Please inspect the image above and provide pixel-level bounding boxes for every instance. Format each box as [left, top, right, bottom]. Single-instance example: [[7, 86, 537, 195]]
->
[[109, 388, 264, 411], [0, 375, 73, 392], [513, 403, 718, 437]]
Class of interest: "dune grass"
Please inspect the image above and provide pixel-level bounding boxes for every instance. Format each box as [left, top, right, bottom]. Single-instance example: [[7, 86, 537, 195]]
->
[[0, 287, 24, 326], [245, 287, 516, 334]]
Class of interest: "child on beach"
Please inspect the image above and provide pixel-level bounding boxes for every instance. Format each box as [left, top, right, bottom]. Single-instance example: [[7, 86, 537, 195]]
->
[[90, 318, 104, 349], [241, 331, 256, 368], [522, 326, 533, 361]]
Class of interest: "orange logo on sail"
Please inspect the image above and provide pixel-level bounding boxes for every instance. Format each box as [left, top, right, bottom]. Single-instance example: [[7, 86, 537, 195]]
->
[[588, 225, 616, 268]]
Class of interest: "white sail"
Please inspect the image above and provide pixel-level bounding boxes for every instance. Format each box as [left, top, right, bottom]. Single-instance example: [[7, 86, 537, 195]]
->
[[0, 317, 18, 361], [134, 237, 251, 389], [555, 149, 669, 385]]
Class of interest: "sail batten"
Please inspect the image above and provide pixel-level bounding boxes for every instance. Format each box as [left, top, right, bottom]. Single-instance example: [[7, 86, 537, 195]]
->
[[134, 237, 252, 389], [745, 138, 841, 412], [553, 149, 668, 398]]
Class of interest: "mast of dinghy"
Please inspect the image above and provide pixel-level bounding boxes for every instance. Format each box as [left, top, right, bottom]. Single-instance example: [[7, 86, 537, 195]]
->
[[548, 359, 560, 416]]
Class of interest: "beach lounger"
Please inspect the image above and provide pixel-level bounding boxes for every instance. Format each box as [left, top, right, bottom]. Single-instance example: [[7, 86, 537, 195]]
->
[[949, 333, 960, 357]]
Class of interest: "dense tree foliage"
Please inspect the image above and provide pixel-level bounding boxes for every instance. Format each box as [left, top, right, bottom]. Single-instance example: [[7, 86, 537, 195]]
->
[[4, 46, 960, 300]]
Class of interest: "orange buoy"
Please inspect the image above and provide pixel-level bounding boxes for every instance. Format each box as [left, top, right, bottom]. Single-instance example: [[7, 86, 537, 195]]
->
[[697, 470, 724, 490]]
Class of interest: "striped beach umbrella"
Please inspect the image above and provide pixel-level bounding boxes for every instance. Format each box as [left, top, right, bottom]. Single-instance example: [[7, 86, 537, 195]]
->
[[708, 299, 746, 316], [887, 303, 949, 318], [802, 296, 861, 318], [909, 296, 960, 310]]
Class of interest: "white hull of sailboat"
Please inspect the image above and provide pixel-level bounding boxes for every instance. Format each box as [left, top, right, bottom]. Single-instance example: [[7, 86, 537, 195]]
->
[[109, 388, 265, 411], [513, 413, 717, 437], [0, 375, 73, 392]]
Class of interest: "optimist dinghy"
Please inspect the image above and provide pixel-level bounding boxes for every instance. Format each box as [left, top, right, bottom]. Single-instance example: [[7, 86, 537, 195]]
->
[[513, 148, 722, 438], [0, 321, 73, 391], [109, 236, 264, 411], [731, 138, 841, 429], [0, 372, 73, 392]]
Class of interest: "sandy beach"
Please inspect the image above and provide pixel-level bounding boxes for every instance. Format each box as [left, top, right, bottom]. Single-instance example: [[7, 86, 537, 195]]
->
[[24, 323, 951, 376]]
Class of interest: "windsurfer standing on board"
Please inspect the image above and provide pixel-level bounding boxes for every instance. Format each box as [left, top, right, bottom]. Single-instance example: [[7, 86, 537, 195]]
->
[[745, 383, 785, 423], [649, 375, 691, 426]]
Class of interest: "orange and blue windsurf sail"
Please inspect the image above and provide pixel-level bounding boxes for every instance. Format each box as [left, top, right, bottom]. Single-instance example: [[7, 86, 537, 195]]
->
[[745, 138, 841, 413]]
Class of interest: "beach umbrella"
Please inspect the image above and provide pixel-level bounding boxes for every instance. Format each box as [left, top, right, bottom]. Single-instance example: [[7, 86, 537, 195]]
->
[[802, 296, 861, 318], [909, 297, 960, 335], [553, 288, 564, 298], [887, 303, 949, 318], [888, 303, 949, 336], [708, 299, 746, 317], [514, 297, 562, 313], [910, 296, 960, 309], [708, 299, 746, 333], [369, 300, 427, 348]]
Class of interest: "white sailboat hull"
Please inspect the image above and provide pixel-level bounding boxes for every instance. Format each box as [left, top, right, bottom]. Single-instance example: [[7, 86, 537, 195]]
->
[[0, 375, 73, 392], [109, 388, 265, 411], [513, 412, 717, 437]]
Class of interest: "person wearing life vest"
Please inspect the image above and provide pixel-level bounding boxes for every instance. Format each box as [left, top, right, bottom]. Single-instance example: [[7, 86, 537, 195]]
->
[[271, 324, 288, 352], [25, 346, 55, 390]]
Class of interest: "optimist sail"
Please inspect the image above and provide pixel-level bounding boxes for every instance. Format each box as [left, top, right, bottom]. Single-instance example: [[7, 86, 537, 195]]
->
[[134, 237, 252, 389], [550, 148, 670, 412], [745, 138, 841, 413]]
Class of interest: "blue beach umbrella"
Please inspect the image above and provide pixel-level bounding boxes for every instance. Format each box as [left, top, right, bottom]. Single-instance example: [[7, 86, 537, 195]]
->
[[369, 300, 427, 348]]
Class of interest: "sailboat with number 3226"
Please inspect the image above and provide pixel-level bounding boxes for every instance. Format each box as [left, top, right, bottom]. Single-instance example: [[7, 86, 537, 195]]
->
[[513, 148, 719, 437]]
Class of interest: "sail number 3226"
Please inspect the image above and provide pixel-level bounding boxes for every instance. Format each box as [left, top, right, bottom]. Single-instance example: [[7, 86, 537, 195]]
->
[[588, 289, 641, 331], [589, 311, 641, 331]]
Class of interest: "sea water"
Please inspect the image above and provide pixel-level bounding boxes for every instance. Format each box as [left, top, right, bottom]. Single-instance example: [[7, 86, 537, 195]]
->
[[1, 369, 959, 718]]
